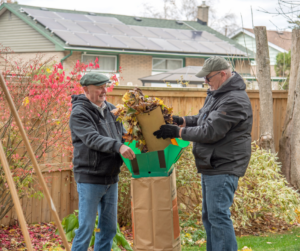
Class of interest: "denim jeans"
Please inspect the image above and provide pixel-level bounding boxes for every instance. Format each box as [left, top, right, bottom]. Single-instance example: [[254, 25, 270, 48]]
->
[[71, 182, 118, 251], [201, 174, 239, 251]]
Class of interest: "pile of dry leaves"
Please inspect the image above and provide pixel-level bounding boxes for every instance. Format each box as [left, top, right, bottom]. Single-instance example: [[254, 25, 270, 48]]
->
[[111, 88, 173, 152]]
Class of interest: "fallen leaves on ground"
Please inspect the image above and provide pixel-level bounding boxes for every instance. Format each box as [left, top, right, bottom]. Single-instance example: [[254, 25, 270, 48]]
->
[[0, 222, 64, 250], [0, 223, 133, 251]]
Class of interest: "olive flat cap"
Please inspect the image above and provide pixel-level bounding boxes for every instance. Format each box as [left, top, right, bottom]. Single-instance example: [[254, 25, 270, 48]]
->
[[80, 72, 111, 86], [196, 56, 231, 78]]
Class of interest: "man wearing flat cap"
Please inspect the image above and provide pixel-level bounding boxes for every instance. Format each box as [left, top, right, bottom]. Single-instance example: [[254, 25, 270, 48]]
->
[[69, 72, 135, 251], [154, 56, 253, 251]]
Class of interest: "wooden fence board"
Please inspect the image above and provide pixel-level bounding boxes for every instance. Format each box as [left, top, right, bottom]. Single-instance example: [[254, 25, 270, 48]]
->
[[0, 87, 289, 225]]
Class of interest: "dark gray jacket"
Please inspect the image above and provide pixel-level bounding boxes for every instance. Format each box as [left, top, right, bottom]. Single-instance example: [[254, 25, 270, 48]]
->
[[69, 94, 125, 185], [181, 73, 253, 177]]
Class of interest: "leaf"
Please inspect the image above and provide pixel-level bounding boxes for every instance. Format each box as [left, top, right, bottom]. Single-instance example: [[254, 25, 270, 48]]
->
[[111, 240, 122, 251], [115, 233, 133, 251], [65, 214, 78, 233], [127, 107, 137, 115], [89, 234, 95, 247]]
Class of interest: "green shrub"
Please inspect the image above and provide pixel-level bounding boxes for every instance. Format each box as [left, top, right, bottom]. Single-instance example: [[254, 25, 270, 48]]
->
[[57, 210, 133, 251], [174, 143, 300, 235]]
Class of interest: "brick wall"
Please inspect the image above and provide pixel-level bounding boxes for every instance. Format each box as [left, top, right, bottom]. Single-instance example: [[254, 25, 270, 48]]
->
[[185, 57, 205, 66], [62, 51, 82, 71], [119, 54, 152, 86]]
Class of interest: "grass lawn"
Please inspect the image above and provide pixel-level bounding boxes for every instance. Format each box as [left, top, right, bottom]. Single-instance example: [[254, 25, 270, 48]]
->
[[182, 227, 300, 251]]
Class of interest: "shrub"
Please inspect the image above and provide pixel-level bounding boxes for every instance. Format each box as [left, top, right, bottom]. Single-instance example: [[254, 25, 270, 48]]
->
[[175, 143, 300, 235], [118, 142, 300, 237]]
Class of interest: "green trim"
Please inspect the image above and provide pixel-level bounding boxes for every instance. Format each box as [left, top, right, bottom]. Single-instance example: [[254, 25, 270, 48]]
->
[[61, 50, 73, 64], [183, 58, 186, 67], [65, 47, 254, 60], [116, 54, 120, 73]]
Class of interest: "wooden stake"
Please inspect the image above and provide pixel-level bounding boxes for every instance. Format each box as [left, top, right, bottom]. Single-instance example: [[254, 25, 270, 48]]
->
[[0, 73, 71, 251], [0, 141, 33, 251]]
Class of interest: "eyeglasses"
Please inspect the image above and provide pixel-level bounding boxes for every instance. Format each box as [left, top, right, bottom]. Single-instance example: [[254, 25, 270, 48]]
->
[[204, 72, 221, 82]]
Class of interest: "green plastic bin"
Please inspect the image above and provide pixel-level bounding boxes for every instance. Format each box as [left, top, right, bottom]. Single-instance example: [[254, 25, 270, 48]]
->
[[122, 138, 189, 178]]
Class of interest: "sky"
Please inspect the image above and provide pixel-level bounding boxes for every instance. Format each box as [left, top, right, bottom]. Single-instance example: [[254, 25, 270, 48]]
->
[[15, 0, 290, 31]]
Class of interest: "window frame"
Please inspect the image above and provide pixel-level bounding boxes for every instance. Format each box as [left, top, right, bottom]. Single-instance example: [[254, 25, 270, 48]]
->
[[81, 54, 117, 73], [152, 57, 183, 72]]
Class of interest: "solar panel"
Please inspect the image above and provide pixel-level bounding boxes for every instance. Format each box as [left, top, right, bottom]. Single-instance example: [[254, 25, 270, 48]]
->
[[95, 34, 127, 48], [36, 17, 67, 31], [52, 30, 89, 46], [149, 38, 180, 51], [132, 37, 163, 50], [114, 36, 145, 49], [113, 24, 141, 36], [179, 30, 209, 41], [56, 19, 86, 32], [214, 42, 246, 55], [201, 32, 223, 42], [148, 28, 176, 39], [129, 26, 159, 38], [164, 29, 190, 40], [22, 8, 59, 19], [88, 16, 123, 24], [183, 40, 213, 53], [77, 21, 107, 34], [167, 40, 198, 53], [75, 32, 107, 47], [55, 12, 91, 22], [200, 42, 228, 53], [95, 23, 123, 35]]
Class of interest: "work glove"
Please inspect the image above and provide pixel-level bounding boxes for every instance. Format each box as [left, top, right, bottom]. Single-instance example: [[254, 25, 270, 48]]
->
[[172, 115, 184, 125], [153, 124, 180, 139]]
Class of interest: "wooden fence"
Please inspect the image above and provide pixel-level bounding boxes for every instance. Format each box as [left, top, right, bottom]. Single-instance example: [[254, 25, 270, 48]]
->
[[0, 87, 288, 225]]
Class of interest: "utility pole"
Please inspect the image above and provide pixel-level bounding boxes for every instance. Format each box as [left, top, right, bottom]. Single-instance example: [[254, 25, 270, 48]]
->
[[254, 26, 275, 153]]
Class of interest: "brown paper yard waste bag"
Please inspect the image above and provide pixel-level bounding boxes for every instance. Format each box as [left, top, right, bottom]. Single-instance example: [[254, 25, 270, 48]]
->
[[137, 107, 171, 152], [131, 170, 181, 251]]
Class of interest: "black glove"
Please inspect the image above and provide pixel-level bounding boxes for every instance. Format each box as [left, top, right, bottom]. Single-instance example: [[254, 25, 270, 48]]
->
[[172, 115, 184, 125], [153, 124, 180, 139]]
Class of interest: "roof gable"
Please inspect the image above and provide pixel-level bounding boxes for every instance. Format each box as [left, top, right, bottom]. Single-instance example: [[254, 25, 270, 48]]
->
[[229, 28, 289, 53]]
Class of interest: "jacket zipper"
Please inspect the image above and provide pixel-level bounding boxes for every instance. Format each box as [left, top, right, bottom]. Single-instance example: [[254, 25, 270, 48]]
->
[[105, 122, 114, 138]]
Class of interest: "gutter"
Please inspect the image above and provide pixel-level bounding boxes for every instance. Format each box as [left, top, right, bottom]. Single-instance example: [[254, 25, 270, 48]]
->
[[61, 50, 73, 64], [64, 47, 253, 60]]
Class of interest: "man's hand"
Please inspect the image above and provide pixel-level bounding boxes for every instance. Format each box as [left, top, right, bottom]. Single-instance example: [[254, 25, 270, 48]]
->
[[119, 145, 135, 160], [172, 115, 184, 125], [153, 124, 180, 139]]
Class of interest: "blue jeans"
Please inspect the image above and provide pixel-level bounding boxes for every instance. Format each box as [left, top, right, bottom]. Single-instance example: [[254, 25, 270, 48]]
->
[[71, 182, 118, 251], [201, 174, 239, 251]]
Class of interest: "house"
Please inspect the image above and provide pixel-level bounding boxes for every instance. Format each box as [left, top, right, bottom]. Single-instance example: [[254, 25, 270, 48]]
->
[[0, 2, 253, 87], [229, 28, 291, 78]]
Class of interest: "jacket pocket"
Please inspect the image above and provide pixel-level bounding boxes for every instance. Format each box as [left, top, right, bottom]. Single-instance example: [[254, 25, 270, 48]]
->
[[193, 143, 214, 169]]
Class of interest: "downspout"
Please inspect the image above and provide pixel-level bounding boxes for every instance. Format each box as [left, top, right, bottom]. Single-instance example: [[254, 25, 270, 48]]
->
[[60, 50, 73, 65]]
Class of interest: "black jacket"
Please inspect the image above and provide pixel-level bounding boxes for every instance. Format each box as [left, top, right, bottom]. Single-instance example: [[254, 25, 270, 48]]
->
[[181, 73, 253, 177], [69, 94, 125, 184]]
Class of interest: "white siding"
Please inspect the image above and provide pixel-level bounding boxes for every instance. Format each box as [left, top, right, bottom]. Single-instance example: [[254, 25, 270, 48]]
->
[[0, 10, 56, 52], [233, 33, 280, 66]]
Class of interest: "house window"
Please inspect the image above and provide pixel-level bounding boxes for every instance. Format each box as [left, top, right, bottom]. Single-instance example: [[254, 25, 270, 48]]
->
[[152, 58, 183, 72], [82, 54, 117, 72]]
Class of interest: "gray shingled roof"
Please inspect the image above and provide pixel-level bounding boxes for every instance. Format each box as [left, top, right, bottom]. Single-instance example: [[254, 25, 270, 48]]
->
[[139, 66, 204, 84], [1, 3, 254, 58]]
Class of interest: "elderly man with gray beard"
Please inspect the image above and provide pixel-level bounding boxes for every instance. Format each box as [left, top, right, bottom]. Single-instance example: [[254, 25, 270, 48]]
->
[[154, 56, 253, 251]]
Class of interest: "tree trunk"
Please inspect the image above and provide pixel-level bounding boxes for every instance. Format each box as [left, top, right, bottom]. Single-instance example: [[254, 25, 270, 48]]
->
[[254, 26, 275, 153], [279, 29, 300, 187]]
